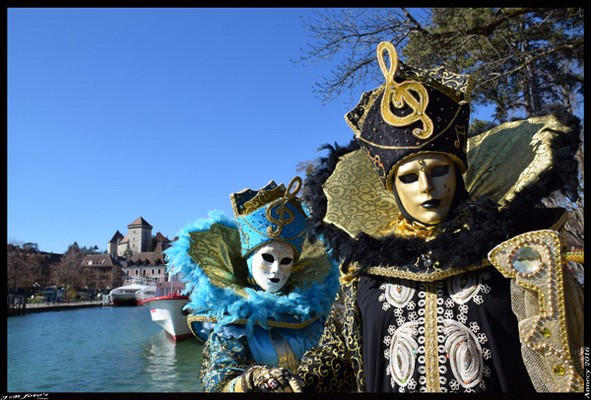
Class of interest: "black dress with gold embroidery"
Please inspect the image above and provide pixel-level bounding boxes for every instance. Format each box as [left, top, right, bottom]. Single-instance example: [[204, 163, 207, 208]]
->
[[296, 112, 584, 393], [357, 269, 534, 392]]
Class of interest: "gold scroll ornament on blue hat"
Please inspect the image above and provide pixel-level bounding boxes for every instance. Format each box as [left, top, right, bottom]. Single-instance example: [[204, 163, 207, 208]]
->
[[230, 176, 307, 260]]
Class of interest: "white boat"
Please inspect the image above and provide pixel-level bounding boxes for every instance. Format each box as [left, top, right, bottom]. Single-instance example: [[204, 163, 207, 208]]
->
[[109, 278, 155, 306], [135, 285, 156, 303], [139, 279, 192, 341]]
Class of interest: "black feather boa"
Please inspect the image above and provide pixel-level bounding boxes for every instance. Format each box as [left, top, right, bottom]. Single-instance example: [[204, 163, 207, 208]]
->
[[303, 108, 581, 275]]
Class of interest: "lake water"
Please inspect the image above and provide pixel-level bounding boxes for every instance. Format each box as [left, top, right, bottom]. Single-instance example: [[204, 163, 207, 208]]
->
[[7, 306, 205, 392]]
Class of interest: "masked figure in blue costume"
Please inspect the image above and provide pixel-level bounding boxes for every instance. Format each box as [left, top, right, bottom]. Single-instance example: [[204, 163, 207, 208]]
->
[[286, 42, 583, 393], [164, 176, 339, 392]]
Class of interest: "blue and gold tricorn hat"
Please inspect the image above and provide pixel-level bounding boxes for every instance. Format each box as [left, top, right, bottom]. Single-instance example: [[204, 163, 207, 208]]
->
[[230, 176, 307, 260]]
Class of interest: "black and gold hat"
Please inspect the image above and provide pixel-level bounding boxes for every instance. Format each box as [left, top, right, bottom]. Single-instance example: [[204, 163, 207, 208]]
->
[[346, 42, 472, 192]]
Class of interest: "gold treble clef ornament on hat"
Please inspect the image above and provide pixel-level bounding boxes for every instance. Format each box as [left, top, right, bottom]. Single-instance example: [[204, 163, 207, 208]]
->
[[265, 176, 302, 237], [377, 41, 434, 140]]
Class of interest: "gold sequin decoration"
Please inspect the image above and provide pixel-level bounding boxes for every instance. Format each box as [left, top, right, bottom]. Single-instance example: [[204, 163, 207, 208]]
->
[[487, 229, 584, 392], [366, 262, 488, 283], [564, 248, 584, 264], [423, 281, 441, 392]]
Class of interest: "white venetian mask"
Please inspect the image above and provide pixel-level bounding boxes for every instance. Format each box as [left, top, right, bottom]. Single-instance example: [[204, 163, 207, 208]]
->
[[249, 241, 295, 293]]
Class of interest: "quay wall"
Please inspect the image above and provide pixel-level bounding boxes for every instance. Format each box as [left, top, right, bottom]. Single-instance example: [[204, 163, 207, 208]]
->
[[8, 299, 108, 316]]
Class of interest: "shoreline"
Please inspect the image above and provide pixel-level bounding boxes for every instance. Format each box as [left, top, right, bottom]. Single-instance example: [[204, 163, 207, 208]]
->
[[8, 299, 110, 316]]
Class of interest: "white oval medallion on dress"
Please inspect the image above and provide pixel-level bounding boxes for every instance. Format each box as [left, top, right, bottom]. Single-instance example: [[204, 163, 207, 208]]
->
[[383, 279, 416, 308], [443, 319, 483, 389], [388, 320, 420, 387], [448, 271, 480, 305]]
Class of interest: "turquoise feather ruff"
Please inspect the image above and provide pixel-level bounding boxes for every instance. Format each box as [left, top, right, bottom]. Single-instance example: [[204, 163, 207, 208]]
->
[[164, 210, 340, 334]]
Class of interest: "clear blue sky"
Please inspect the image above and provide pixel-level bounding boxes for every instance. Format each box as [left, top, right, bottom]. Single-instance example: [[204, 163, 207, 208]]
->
[[7, 8, 362, 253], [7, 8, 490, 254]]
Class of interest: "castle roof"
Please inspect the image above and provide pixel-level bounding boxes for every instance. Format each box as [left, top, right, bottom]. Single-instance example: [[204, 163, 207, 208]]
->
[[153, 232, 170, 242], [128, 216, 153, 229], [127, 241, 166, 266], [109, 230, 124, 243]]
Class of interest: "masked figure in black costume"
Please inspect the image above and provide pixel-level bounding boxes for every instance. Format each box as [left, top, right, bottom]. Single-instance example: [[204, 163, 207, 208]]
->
[[290, 42, 584, 393]]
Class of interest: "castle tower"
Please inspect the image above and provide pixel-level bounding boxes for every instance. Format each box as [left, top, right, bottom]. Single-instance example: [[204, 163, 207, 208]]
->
[[127, 217, 153, 254], [107, 230, 124, 258]]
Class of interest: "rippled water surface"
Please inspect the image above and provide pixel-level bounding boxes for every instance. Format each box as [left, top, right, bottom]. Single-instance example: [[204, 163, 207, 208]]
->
[[7, 306, 204, 392]]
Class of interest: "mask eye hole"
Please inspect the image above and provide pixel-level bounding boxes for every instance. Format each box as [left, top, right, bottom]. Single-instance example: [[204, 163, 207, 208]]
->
[[398, 173, 418, 184], [280, 257, 293, 265], [430, 165, 450, 178], [262, 253, 274, 263]]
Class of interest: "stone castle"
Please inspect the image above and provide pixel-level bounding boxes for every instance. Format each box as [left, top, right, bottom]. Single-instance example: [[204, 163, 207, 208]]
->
[[82, 216, 173, 288], [108, 216, 161, 258]]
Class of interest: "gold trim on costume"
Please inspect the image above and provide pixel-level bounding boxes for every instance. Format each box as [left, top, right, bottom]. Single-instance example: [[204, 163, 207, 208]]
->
[[188, 313, 319, 330], [366, 262, 489, 282], [230, 181, 285, 216], [424, 281, 440, 392], [239, 215, 307, 241], [265, 176, 302, 237], [270, 329, 300, 373], [564, 249, 584, 264], [487, 229, 584, 392]]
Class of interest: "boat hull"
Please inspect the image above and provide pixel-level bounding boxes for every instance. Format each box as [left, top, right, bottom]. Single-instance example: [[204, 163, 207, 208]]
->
[[109, 282, 153, 306], [110, 294, 140, 306], [140, 295, 192, 341]]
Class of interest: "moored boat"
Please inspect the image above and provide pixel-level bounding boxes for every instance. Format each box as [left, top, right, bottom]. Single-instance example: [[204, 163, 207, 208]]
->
[[109, 278, 155, 306], [135, 285, 156, 304], [139, 279, 192, 341]]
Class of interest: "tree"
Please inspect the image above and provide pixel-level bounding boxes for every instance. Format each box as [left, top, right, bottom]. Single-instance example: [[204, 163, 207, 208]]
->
[[52, 242, 85, 300], [22, 242, 39, 252], [6, 243, 46, 293], [123, 243, 133, 258], [298, 8, 583, 122], [80, 245, 100, 255], [296, 159, 321, 200]]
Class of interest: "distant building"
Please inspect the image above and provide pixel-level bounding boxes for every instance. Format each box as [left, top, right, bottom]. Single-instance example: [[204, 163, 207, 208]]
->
[[107, 231, 124, 259], [116, 217, 153, 257], [122, 239, 171, 283], [81, 254, 117, 291], [81, 216, 173, 288]]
